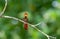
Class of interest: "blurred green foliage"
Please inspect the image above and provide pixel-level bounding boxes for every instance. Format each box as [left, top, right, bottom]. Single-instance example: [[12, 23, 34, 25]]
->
[[0, 0, 60, 39]]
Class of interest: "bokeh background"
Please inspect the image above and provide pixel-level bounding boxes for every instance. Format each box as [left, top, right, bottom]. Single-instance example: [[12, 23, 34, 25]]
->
[[0, 0, 60, 39]]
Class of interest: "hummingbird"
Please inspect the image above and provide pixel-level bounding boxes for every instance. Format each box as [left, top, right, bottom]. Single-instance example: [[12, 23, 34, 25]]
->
[[23, 12, 28, 30]]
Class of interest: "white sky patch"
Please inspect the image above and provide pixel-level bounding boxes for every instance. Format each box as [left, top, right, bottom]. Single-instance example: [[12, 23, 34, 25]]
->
[[52, 1, 60, 9]]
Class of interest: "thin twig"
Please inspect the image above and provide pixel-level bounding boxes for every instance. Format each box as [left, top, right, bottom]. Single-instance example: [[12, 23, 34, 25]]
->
[[1, 15, 56, 39], [0, 0, 56, 39], [0, 0, 7, 16], [34, 21, 44, 26]]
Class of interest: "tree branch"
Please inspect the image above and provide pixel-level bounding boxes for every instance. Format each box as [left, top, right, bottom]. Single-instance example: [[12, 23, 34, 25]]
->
[[0, 0, 56, 39], [1, 15, 56, 39], [0, 0, 7, 16]]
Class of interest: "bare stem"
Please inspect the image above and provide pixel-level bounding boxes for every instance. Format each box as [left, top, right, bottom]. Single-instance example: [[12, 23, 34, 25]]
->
[[0, 0, 7, 16], [34, 21, 44, 26], [1, 15, 56, 39], [0, 0, 56, 39]]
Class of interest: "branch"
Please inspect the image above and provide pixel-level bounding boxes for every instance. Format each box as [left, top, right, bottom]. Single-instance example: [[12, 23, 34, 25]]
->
[[0, 0, 7, 16], [0, 0, 56, 39], [30, 25, 56, 39], [34, 21, 44, 26], [1, 15, 56, 39]]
